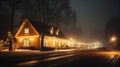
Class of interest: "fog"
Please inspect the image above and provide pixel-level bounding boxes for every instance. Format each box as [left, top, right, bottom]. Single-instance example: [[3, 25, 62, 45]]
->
[[70, 0, 120, 41]]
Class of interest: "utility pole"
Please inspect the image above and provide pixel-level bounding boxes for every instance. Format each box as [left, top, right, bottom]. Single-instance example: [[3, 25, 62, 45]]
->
[[9, 0, 15, 51], [11, 0, 15, 32], [40, 0, 45, 51]]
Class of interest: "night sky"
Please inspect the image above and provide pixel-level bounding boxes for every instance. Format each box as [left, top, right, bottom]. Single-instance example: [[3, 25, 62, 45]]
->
[[70, 0, 120, 41]]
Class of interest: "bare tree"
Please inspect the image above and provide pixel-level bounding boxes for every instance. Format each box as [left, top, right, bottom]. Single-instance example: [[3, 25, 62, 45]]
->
[[0, 0, 76, 34], [22, 0, 76, 28]]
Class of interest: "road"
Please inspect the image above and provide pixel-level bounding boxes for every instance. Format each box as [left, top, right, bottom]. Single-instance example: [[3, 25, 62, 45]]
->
[[0, 49, 120, 67]]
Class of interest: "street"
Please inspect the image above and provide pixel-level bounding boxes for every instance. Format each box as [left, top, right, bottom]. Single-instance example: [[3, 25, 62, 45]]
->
[[0, 49, 120, 67]]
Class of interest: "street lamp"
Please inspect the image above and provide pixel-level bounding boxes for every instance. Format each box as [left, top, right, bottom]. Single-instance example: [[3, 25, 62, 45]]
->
[[110, 36, 117, 48], [110, 36, 117, 42]]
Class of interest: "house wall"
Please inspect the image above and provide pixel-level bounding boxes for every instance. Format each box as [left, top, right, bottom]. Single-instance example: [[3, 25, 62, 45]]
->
[[16, 35, 74, 49], [16, 36, 40, 49], [44, 36, 70, 49]]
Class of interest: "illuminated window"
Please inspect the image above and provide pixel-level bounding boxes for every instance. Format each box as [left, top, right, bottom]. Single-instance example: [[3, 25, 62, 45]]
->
[[24, 28, 29, 34], [23, 39, 30, 47], [50, 27, 54, 34], [44, 40, 48, 47], [56, 29, 59, 35], [52, 40, 55, 47], [58, 41, 61, 47]]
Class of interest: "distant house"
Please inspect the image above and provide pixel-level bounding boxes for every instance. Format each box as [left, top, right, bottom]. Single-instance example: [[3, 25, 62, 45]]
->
[[15, 19, 69, 49]]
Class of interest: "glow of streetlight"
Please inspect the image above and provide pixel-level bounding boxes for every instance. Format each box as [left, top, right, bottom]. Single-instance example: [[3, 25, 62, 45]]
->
[[110, 36, 117, 42]]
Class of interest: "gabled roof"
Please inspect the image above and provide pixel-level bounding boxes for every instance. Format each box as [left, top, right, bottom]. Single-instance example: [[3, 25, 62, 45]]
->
[[15, 19, 39, 37], [28, 19, 66, 38]]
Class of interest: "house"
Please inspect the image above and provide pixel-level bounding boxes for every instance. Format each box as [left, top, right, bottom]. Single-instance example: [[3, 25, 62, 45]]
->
[[15, 19, 70, 49]]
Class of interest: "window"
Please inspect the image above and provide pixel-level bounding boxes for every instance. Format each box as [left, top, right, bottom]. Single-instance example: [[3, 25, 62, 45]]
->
[[23, 39, 30, 47], [50, 27, 54, 34], [52, 40, 55, 47], [56, 29, 59, 35], [44, 39, 48, 47], [24, 28, 29, 34]]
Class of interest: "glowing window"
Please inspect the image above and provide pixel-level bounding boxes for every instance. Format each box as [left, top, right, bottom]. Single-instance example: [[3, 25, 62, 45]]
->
[[56, 29, 59, 35], [44, 40, 48, 47], [50, 27, 54, 34], [52, 40, 55, 47], [24, 28, 29, 34], [23, 39, 30, 47]]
